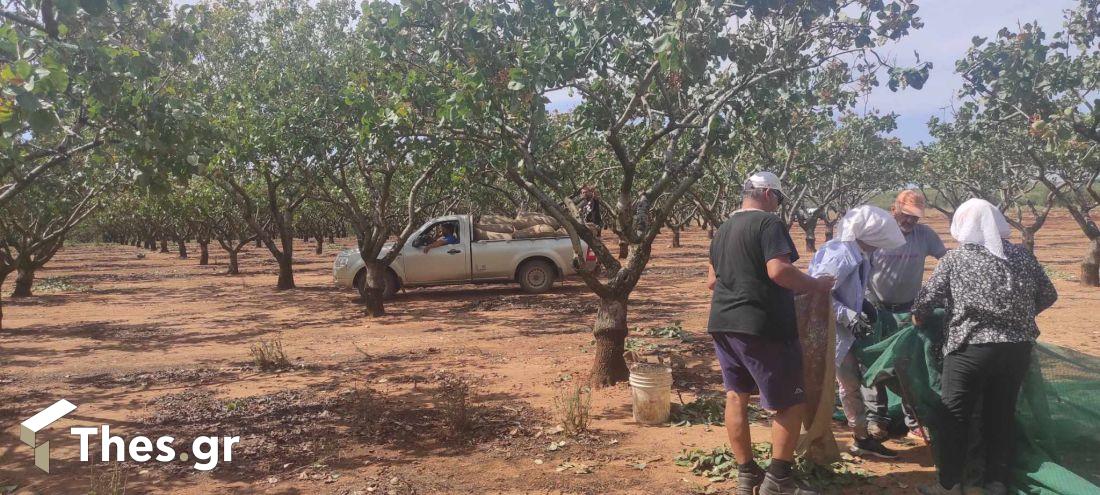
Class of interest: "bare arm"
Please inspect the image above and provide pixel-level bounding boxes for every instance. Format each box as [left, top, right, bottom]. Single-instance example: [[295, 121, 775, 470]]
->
[[707, 264, 716, 290], [767, 255, 834, 294], [422, 237, 448, 253]]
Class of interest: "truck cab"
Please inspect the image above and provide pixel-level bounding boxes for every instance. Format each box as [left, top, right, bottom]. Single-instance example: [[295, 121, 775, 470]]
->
[[333, 214, 592, 298]]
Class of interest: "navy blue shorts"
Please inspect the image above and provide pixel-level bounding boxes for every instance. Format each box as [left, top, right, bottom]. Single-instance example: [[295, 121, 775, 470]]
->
[[711, 332, 805, 411]]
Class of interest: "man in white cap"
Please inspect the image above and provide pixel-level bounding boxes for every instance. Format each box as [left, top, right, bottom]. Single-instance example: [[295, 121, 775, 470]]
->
[[706, 171, 834, 495], [866, 189, 946, 441], [808, 205, 905, 460]]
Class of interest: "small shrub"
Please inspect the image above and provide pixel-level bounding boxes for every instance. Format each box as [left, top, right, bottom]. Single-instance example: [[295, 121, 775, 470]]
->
[[436, 374, 472, 437], [249, 339, 290, 371], [554, 379, 591, 436], [348, 387, 384, 436], [88, 462, 127, 495]]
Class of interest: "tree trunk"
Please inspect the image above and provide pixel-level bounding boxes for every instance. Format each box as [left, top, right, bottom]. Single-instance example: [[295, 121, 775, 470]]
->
[[159, 240, 168, 253], [227, 250, 240, 275], [0, 272, 7, 331], [274, 233, 295, 290], [801, 218, 819, 252], [276, 255, 295, 289], [360, 260, 386, 317], [707, 228, 715, 239], [824, 222, 836, 242], [670, 227, 681, 248], [1082, 237, 1100, 287], [315, 237, 324, 255], [198, 241, 210, 265], [328, 235, 335, 244], [1021, 229, 1037, 253], [12, 265, 35, 298], [255, 238, 262, 248], [618, 241, 629, 259], [590, 296, 630, 387], [177, 240, 188, 259]]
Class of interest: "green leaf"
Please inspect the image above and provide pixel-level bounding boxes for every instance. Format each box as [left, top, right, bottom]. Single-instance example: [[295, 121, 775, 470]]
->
[[28, 109, 58, 133], [13, 60, 32, 80], [79, 0, 109, 16]]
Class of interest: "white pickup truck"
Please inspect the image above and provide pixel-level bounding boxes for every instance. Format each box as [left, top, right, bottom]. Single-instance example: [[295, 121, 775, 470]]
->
[[332, 214, 591, 298]]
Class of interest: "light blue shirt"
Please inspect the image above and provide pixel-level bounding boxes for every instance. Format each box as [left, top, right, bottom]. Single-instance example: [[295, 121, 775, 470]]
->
[[808, 239, 869, 366]]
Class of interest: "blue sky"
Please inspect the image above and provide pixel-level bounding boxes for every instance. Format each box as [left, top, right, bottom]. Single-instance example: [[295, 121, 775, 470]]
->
[[545, 1, 1077, 146]]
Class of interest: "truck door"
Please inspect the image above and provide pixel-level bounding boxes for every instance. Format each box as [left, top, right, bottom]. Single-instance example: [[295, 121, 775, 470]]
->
[[402, 220, 470, 284]]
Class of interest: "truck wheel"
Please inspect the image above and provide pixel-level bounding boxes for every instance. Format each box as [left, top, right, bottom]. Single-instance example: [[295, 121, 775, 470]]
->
[[518, 260, 555, 294], [358, 269, 400, 300]]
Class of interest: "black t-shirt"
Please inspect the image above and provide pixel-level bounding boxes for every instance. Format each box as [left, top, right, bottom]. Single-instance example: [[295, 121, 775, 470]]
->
[[707, 210, 800, 339]]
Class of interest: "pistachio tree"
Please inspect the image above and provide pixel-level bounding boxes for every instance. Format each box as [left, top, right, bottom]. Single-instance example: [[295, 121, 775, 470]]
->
[[923, 112, 1059, 252], [190, 0, 325, 290], [377, 0, 927, 384], [1, 0, 202, 208], [956, 0, 1100, 284], [0, 157, 112, 329]]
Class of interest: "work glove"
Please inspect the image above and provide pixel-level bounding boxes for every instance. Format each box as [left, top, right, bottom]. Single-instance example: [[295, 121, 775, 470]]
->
[[850, 312, 874, 340], [861, 299, 879, 325]]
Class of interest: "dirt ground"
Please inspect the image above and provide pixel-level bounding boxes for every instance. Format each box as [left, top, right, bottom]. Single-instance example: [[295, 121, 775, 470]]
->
[[1, 212, 1097, 494]]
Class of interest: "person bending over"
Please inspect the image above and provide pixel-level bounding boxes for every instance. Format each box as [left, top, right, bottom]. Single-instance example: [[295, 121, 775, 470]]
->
[[808, 206, 905, 460], [913, 199, 1057, 495]]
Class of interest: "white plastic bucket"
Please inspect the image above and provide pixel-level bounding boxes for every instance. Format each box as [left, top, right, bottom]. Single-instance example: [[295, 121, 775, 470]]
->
[[628, 363, 673, 424]]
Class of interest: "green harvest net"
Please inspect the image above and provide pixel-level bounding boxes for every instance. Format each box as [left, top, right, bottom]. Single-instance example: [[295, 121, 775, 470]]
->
[[855, 310, 1100, 495]]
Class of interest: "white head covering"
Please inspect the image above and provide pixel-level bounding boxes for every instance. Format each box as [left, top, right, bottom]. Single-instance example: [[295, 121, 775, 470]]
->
[[835, 205, 905, 250], [950, 198, 1011, 259]]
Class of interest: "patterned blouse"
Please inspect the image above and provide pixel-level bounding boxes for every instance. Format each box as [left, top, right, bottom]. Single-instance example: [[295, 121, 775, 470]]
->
[[913, 240, 1058, 356]]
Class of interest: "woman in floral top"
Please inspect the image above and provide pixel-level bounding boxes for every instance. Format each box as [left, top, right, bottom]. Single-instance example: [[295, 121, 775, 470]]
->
[[913, 199, 1058, 495]]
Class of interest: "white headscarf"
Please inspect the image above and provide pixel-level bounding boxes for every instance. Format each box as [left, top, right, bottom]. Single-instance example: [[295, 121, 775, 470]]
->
[[951, 198, 1011, 259], [835, 205, 905, 250]]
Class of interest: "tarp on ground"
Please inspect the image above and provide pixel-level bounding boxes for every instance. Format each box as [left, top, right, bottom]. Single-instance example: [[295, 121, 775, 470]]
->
[[856, 311, 1100, 494]]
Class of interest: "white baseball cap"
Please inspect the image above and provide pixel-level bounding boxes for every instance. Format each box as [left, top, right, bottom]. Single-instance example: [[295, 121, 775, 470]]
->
[[743, 171, 783, 194]]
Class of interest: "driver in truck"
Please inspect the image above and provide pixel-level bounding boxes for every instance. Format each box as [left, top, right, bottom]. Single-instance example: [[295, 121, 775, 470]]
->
[[422, 222, 460, 253]]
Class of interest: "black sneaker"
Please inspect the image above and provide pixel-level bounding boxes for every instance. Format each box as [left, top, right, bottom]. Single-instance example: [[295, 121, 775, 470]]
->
[[735, 463, 765, 495], [850, 437, 899, 459], [759, 472, 820, 495], [868, 421, 890, 440]]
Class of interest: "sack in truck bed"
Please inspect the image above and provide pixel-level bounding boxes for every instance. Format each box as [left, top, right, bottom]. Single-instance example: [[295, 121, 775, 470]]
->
[[513, 212, 561, 230], [514, 224, 565, 239], [474, 227, 514, 241], [475, 223, 514, 234], [478, 214, 513, 225]]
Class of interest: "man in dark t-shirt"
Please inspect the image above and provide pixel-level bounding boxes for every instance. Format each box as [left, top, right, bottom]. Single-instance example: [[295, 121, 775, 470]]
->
[[705, 171, 834, 495]]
